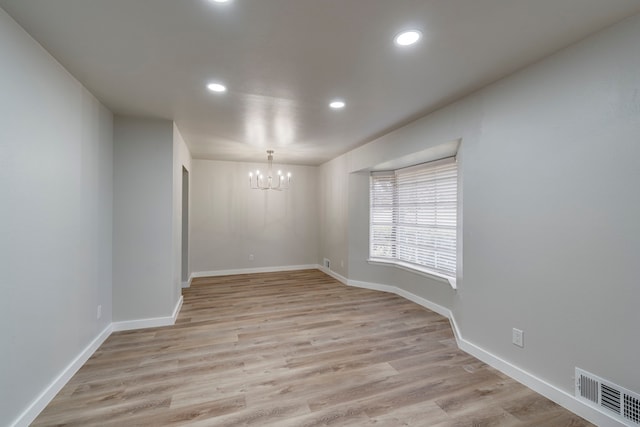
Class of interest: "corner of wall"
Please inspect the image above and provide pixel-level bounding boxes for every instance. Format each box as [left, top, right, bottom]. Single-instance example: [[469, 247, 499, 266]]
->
[[112, 295, 183, 332], [9, 325, 113, 427]]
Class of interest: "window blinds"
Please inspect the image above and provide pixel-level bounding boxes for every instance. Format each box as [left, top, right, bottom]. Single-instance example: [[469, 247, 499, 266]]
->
[[370, 157, 457, 279]]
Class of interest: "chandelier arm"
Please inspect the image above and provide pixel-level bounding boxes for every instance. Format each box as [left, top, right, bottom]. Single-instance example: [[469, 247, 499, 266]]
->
[[248, 150, 291, 191]]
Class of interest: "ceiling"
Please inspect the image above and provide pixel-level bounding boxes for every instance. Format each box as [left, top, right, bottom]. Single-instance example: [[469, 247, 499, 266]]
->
[[2, 0, 639, 165]]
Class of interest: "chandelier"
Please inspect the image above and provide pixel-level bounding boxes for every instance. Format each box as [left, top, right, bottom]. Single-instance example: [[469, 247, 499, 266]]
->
[[249, 150, 291, 190]]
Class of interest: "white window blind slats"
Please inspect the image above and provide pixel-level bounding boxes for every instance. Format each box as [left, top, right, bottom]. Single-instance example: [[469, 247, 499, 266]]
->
[[370, 157, 457, 279]]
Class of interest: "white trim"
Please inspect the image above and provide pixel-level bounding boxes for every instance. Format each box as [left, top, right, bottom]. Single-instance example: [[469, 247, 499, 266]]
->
[[112, 295, 183, 332], [10, 324, 113, 427], [318, 266, 451, 319], [12, 268, 619, 427], [317, 265, 349, 285], [367, 258, 456, 289], [457, 339, 624, 427], [190, 264, 318, 279], [396, 155, 457, 174], [346, 278, 452, 321], [172, 295, 183, 319], [12, 296, 186, 425], [184, 274, 194, 288], [334, 275, 622, 427]]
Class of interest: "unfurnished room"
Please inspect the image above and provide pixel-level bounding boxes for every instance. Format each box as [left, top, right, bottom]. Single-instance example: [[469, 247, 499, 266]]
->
[[1, 1, 639, 426]]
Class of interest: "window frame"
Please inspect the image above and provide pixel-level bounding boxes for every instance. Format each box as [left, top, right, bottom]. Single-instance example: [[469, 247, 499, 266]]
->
[[368, 157, 458, 288]]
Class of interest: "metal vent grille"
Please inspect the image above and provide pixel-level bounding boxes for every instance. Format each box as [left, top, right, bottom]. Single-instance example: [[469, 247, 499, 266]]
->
[[626, 394, 640, 424], [575, 368, 640, 426], [602, 384, 622, 414], [579, 373, 599, 403]]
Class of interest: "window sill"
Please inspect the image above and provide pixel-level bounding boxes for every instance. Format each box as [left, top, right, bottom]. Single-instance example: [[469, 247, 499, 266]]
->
[[367, 258, 457, 289]]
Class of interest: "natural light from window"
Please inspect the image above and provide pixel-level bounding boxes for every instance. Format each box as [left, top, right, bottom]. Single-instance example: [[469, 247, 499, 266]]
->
[[369, 157, 458, 288]]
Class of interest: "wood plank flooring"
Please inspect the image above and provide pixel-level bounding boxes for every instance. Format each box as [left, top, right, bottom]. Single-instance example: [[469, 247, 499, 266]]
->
[[33, 270, 593, 426]]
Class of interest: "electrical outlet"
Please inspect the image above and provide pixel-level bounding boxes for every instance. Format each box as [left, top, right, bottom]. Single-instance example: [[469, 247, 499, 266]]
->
[[512, 328, 524, 348], [249, 254, 254, 261], [323, 258, 330, 269], [97, 305, 102, 320]]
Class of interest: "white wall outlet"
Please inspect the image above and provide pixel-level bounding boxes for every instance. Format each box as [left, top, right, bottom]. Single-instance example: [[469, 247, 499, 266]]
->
[[512, 328, 524, 348], [248, 254, 254, 261], [97, 305, 102, 320], [323, 258, 330, 269]]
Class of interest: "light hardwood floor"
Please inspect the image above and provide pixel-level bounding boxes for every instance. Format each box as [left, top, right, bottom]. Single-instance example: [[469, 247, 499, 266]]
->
[[33, 270, 593, 426]]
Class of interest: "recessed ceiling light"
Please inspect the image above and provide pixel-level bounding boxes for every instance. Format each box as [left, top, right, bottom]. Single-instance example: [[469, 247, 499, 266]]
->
[[394, 30, 422, 46], [329, 100, 345, 109], [207, 83, 227, 93], [210, 0, 230, 3]]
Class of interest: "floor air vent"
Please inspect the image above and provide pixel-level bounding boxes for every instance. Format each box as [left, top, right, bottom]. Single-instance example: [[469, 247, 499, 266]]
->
[[576, 368, 640, 426]]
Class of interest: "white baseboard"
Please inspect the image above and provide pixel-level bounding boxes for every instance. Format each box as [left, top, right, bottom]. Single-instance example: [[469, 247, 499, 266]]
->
[[172, 295, 183, 319], [12, 295, 187, 425], [322, 272, 621, 427], [182, 274, 195, 288], [190, 264, 319, 280], [349, 278, 452, 319], [112, 295, 183, 332], [10, 324, 113, 427], [12, 268, 619, 427], [317, 265, 349, 285], [457, 338, 623, 427], [318, 265, 451, 320]]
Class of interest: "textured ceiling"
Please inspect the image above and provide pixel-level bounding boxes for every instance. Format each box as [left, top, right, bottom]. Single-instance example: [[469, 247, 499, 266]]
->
[[2, 0, 639, 165]]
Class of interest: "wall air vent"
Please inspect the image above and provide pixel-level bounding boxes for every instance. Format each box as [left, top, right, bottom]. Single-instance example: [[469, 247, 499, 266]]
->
[[602, 384, 622, 414], [578, 371, 599, 404], [625, 394, 640, 424], [576, 368, 640, 426]]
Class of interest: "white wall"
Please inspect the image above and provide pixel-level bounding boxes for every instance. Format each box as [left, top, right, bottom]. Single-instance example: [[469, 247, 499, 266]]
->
[[0, 8, 113, 426], [190, 159, 319, 273], [112, 117, 175, 321], [318, 155, 349, 276], [320, 12, 640, 404], [172, 125, 192, 297]]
